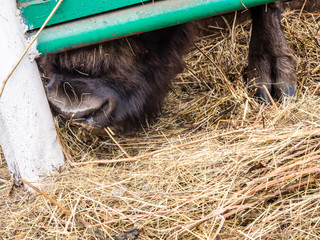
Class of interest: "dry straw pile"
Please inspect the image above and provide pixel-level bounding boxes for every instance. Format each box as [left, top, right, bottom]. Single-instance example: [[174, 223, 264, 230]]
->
[[1, 8, 320, 240]]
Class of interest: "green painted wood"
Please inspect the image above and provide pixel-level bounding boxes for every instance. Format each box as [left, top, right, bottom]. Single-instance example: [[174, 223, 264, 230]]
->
[[31, 0, 277, 55], [19, 0, 150, 30]]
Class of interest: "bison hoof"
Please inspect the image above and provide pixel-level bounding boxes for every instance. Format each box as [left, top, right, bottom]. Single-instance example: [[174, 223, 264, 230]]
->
[[281, 85, 297, 98], [253, 84, 297, 104]]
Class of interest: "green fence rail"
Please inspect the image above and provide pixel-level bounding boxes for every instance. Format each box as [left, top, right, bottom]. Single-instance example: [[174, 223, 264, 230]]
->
[[21, 0, 277, 55], [18, 0, 150, 30]]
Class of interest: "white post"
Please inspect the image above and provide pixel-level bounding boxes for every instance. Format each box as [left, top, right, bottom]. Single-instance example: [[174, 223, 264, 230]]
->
[[0, 1, 65, 188]]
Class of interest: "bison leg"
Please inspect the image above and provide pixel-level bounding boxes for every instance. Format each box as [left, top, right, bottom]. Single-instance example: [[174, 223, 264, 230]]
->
[[247, 2, 296, 102]]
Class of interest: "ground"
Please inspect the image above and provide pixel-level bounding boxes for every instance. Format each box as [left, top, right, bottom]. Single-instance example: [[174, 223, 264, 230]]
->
[[1, 9, 320, 240]]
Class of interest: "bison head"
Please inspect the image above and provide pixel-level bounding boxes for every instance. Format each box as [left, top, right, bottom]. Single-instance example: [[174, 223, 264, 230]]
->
[[39, 24, 195, 133]]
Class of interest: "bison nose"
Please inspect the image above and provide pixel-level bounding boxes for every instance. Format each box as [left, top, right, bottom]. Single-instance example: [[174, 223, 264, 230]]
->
[[46, 73, 119, 121]]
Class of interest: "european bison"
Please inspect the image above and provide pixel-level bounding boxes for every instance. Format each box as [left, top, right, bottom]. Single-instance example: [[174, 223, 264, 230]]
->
[[39, 2, 299, 133]]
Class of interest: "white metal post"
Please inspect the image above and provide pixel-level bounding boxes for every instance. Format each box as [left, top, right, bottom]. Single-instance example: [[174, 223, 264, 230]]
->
[[0, 1, 65, 188]]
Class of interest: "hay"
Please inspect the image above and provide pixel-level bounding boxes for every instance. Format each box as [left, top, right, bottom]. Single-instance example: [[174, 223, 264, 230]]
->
[[1, 9, 320, 240]]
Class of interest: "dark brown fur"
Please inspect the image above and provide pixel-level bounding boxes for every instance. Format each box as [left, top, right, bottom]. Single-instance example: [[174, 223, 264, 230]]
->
[[40, 24, 195, 133], [40, 1, 310, 133], [246, 2, 297, 102]]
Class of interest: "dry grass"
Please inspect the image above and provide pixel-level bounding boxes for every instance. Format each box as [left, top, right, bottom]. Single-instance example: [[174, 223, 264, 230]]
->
[[1, 9, 320, 240]]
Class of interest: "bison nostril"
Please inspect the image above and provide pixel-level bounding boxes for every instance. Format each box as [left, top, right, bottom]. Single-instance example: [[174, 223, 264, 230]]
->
[[62, 81, 79, 105], [103, 97, 117, 116], [83, 94, 119, 128]]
